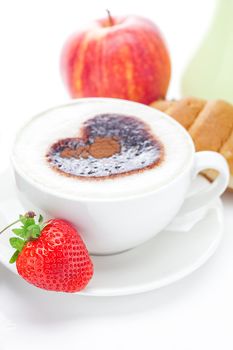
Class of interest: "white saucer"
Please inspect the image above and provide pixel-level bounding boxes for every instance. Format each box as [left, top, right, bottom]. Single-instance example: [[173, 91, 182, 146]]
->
[[0, 168, 224, 296]]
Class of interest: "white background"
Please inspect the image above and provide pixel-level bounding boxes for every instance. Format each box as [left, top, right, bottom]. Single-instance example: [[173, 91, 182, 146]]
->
[[1, 0, 233, 349]]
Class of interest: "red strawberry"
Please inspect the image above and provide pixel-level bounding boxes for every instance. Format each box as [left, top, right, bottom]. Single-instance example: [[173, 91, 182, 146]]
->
[[0, 212, 93, 292]]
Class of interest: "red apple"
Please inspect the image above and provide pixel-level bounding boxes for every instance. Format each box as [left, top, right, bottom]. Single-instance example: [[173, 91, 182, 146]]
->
[[61, 13, 171, 104]]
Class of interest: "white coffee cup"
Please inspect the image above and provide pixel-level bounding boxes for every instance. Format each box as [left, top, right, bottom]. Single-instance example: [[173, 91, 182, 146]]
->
[[11, 98, 229, 255]]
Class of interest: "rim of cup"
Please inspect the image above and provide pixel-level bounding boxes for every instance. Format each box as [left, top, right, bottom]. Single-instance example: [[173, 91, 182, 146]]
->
[[11, 97, 195, 203]]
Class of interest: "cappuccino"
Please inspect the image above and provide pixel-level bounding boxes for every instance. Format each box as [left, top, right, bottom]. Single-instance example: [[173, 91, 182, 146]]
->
[[47, 113, 164, 178], [13, 99, 193, 198]]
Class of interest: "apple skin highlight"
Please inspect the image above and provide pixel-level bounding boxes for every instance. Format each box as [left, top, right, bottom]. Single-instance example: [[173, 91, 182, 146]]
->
[[61, 15, 171, 104]]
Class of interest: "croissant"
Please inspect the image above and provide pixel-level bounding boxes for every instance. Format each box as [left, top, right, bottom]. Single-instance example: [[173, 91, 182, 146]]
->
[[150, 97, 233, 190]]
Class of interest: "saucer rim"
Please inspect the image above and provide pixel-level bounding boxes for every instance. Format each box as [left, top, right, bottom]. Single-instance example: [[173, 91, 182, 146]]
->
[[0, 170, 224, 297], [3, 200, 223, 297], [78, 199, 223, 297]]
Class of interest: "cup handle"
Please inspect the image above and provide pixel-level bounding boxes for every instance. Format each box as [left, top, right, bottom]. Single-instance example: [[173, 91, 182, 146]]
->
[[167, 151, 229, 231]]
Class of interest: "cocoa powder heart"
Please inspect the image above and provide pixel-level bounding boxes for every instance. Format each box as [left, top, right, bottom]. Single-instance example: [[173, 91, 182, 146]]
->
[[60, 137, 121, 159], [46, 114, 163, 179]]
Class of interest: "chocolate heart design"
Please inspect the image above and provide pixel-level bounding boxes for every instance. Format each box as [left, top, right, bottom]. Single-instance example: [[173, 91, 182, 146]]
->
[[46, 114, 164, 179]]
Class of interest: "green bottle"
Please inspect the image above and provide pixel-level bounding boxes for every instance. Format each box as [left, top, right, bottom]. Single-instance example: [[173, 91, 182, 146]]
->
[[182, 0, 233, 103]]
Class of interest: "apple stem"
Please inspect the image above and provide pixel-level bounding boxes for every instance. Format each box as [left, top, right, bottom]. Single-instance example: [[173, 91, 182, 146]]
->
[[106, 9, 114, 26]]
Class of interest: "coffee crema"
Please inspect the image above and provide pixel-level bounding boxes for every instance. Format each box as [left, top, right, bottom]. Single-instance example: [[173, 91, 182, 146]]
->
[[13, 99, 193, 198], [46, 114, 164, 179]]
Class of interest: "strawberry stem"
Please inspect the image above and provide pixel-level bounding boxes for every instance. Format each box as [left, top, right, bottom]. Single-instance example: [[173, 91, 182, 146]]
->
[[0, 211, 36, 235], [0, 219, 20, 235]]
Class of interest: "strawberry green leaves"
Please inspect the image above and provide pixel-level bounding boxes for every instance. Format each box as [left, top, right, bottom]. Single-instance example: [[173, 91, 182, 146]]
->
[[12, 214, 43, 240], [9, 251, 20, 264], [9, 238, 25, 264], [0, 212, 45, 264], [10, 237, 25, 251], [38, 215, 43, 224]]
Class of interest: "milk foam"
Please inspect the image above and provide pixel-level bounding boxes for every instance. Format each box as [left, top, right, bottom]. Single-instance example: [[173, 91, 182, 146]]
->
[[13, 99, 193, 198]]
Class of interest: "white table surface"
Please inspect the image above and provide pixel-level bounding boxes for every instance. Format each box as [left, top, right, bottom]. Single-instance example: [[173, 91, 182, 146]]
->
[[1, 0, 233, 349]]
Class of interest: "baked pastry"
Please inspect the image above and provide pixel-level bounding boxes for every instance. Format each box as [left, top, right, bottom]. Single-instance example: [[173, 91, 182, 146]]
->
[[151, 97, 233, 190]]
